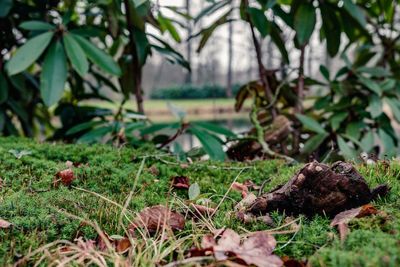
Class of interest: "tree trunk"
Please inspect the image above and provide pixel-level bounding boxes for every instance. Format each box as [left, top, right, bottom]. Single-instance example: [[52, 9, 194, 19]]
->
[[226, 18, 233, 98], [292, 45, 305, 153], [123, 0, 144, 114], [185, 0, 192, 84]]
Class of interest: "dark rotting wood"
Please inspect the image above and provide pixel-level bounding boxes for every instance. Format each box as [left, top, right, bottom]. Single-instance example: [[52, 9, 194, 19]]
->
[[249, 161, 389, 217]]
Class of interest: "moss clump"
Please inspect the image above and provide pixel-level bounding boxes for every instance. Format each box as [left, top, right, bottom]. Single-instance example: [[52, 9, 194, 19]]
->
[[0, 137, 399, 266]]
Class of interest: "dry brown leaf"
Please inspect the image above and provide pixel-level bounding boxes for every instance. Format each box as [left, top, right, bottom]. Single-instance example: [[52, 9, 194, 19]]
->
[[130, 205, 185, 233], [148, 165, 160, 176], [54, 169, 75, 186], [231, 182, 249, 197], [235, 193, 257, 212], [96, 232, 132, 253], [171, 176, 190, 189], [281, 256, 307, 267], [330, 204, 378, 243], [338, 223, 349, 244], [330, 204, 378, 227], [0, 219, 11, 229], [195, 229, 282, 267]]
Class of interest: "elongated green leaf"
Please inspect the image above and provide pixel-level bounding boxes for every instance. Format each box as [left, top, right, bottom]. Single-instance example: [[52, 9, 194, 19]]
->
[[190, 127, 225, 161], [0, 0, 12, 17], [247, 7, 270, 37], [358, 76, 381, 95], [63, 33, 89, 77], [19, 21, 55, 31], [66, 120, 106, 135], [295, 114, 326, 134], [194, 0, 229, 23], [320, 3, 341, 57], [360, 131, 374, 152], [302, 133, 328, 155], [368, 94, 382, 118], [378, 129, 396, 157], [270, 23, 289, 63], [7, 31, 54, 75], [78, 125, 113, 143], [294, 4, 316, 45], [40, 41, 67, 106], [195, 11, 231, 53], [357, 66, 390, 77], [193, 121, 236, 137], [319, 65, 330, 81], [343, 0, 366, 27], [71, 34, 121, 76], [337, 136, 357, 160], [330, 112, 347, 131], [158, 14, 181, 42], [0, 73, 8, 104], [345, 122, 364, 140]]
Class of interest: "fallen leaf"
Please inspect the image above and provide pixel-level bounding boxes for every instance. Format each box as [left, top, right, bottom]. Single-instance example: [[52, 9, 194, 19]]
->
[[201, 234, 217, 249], [281, 256, 307, 267], [231, 182, 248, 197], [338, 223, 349, 244], [130, 205, 185, 233], [330, 204, 378, 243], [257, 215, 275, 227], [188, 183, 200, 200], [244, 180, 261, 190], [330, 204, 378, 227], [236, 211, 256, 224], [235, 193, 257, 212], [96, 232, 132, 253], [54, 169, 75, 186], [172, 175, 190, 189], [0, 219, 11, 229], [195, 229, 282, 267]]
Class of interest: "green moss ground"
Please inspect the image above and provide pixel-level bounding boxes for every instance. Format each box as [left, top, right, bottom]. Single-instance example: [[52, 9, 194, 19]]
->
[[0, 137, 399, 266]]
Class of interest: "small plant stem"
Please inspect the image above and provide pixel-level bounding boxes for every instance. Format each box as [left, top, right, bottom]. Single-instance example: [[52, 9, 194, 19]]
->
[[251, 104, 295, 163]]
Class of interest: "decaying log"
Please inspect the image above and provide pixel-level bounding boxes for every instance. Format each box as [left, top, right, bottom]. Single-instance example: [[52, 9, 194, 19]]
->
[[249, 161, 389, 217]]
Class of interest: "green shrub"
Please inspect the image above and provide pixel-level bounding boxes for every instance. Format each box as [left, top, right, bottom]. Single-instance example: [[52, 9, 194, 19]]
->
[[150, 84, 241, 99]]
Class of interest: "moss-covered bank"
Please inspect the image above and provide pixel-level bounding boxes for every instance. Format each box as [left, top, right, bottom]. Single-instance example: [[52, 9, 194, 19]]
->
[[0, 137, 399, 266]]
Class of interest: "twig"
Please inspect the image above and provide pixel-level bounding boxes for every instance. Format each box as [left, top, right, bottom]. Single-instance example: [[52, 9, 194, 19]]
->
[[211, 168, 247, 217]]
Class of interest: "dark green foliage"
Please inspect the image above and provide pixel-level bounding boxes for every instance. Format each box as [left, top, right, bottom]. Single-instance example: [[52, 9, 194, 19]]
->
[[150, 84, 241, 99], [0, 138, 399, 265]]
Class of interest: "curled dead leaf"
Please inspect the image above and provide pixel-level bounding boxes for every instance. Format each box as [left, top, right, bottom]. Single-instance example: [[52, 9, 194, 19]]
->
[[0, 219, 12, 229], [231, 182, 249, 198], [330, 204, 378, 227], [171, 176, 190, 189], [192, 229, 282, 267], [96, 232, 132, 253], [130, 205, 185, 233], [330, 204, 379, 243]]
